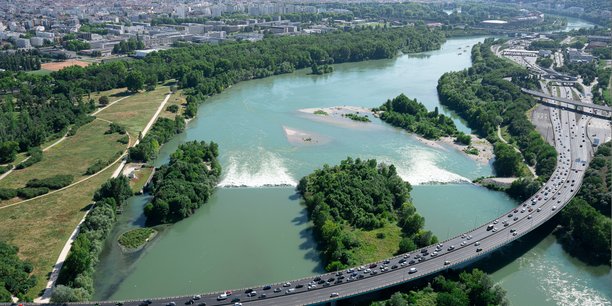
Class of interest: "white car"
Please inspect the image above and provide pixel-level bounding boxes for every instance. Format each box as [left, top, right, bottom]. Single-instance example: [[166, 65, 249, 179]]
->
[[409, 267, 418, 274]]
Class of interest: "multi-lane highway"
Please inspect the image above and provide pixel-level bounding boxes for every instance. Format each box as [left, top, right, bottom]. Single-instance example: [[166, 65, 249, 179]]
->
[[28, 82, 604, 306]]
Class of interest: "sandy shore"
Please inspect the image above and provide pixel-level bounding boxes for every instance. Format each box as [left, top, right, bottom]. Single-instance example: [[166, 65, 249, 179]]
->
[[283, 126, 330, 145], [298, 106, 382, 130], [419, 134, 493, 164]]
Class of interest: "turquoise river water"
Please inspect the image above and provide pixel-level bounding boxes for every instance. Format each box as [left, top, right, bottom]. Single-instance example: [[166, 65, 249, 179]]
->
[[93, 22, 611, 306]]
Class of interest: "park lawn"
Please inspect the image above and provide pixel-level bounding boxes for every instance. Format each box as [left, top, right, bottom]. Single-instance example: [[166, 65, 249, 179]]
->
[[159, 90, 186, 119], [351, 222, 402, 265], [0, 119, 125, 190], [0, 161, 119, 300], [129, 166, 154, 193], [88, 87, 130, 105], [95, 84, 172, 137], [25, 69, 52, 76]]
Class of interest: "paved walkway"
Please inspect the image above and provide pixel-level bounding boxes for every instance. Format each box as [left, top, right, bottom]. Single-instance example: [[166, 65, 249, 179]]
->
[[35, 92, 172, 303]]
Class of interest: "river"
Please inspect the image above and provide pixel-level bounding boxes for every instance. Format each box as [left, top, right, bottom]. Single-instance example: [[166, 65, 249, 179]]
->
[[93, 20, 610, 306]]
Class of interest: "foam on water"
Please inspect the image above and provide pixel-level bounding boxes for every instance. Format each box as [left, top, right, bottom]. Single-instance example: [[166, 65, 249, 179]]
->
[[522, 253, 611, 306], [382, 147, 471, 185], [218, 148, 298, 187]]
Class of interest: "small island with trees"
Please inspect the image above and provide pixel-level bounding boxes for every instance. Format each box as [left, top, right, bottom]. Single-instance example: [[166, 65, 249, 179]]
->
[[297, 157, 437, 271]]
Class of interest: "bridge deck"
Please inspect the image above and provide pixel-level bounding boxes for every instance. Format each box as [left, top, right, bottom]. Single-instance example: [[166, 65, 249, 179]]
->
[[521, 88, 612, 113]]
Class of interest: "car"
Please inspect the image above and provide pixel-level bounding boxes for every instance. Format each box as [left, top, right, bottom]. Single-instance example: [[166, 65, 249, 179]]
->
[[391, 265, 399, 269], [225, 291, 232, 296], [552, 206, 557, 210], [233, 303, 242, 306], [263, 285, 272, 290], [330, 293, 340, 298], [508, 213, 513, 218], [510, 228, 516, 233], [537, 207, 542, 212], [285, 288, 295, 294], [336, 271, 343, 276], [245, 289, 254, 294], [273, 288, 281, 293], [460, 241, 466, 246], [474, 241, 480, 246], [371, 270, 379, 275], [185, 300, 194, 305], [409, 260, 416, 265], [409, 267, 418, 274], [447, 245, 455, 251], [513, 232, 518, 236], [487, 224, 494, 231], [476, 248, 483, 252], [466, 235, 473, 240], [166, 302, 176, 306], [383, 259, 391, 264], [492, 227, 498, 232], [259, 294, 267, 299], [317, 279, 326, 284], [358, 274, 365, 279], [283, 282, 291, 287], [217, 294, 228, 301], [295, 284, 304, 289], [421, 249, 428, 254], [513, 216, 519, 221], [444, 260, 451, 265], [369, 263, 378, 268], [327, 277, 336, 282], [493, 219, 499, 224], [192, 295, 201, 300], [197, 303, 207, 306]]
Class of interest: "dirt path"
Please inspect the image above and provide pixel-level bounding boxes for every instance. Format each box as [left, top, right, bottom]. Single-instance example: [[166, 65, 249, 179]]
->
[[35, 93, 172, 303]]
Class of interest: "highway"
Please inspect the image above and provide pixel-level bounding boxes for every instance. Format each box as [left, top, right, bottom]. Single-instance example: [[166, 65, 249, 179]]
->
[[521, 88, 612, 114], [9, 65, 605, 306], [18, 81, 603, 306]]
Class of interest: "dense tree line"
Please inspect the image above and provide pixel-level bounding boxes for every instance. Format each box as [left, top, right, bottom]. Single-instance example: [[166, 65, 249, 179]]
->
[[0, 26, 446, 164], [112, 38, 145, 55], [0, 71, 96, 163], [0, 241, 36, 302], [555, 142, 611, 265], [297, 158, 437, 271], [371, 269, 508, 306], [498, 0, 612, 26], [128, 116, 185, 162], [64, 40, 91, 52], [53, 176, 132, 302], [437, 38, 556, 180], [377, 94, 457, 140], [144, 141, 221, 225], [0, 51, 41, 72]]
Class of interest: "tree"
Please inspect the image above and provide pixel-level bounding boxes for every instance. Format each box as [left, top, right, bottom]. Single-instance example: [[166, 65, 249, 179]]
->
[[125, 71, 144, 93], [0, 141, 19, 163], [50, 285, 90, 303], [98, 95, 109, 106]]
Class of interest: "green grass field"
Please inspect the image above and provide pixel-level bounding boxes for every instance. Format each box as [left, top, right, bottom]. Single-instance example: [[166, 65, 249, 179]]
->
[[351, 223, 402, 264], [96, 84, 173, 137], [0, 119, 125, 190], [0, 161, 119, 299], [25, 69, 52, 76]]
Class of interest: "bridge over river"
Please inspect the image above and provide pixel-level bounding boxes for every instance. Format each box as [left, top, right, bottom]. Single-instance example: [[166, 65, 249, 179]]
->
[[16, 81, 607, 306]]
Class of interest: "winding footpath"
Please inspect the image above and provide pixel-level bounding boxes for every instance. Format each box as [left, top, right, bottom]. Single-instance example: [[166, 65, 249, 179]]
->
[[0, 95, 132, 183], [34, 93, 172, 303]]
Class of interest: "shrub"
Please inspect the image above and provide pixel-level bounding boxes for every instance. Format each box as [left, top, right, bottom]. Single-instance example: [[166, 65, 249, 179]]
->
[[85, 159, 107, 175], [117, 135, 129, 144], [15, 147, 43, 169], [105, 123, 126, 135], [166, 104, 179, 113], [0, 188, 17, 200], [26, 175, 74, 190], [16, 187, 50, 199], [98, 96, 109, 106]]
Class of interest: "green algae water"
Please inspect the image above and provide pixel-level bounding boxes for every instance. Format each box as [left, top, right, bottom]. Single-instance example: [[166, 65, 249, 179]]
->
[[94, 30, 610, 305]]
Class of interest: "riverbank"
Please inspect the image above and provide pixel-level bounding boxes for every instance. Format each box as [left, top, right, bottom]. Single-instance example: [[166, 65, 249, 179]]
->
[[300, 105, 494, 165]]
